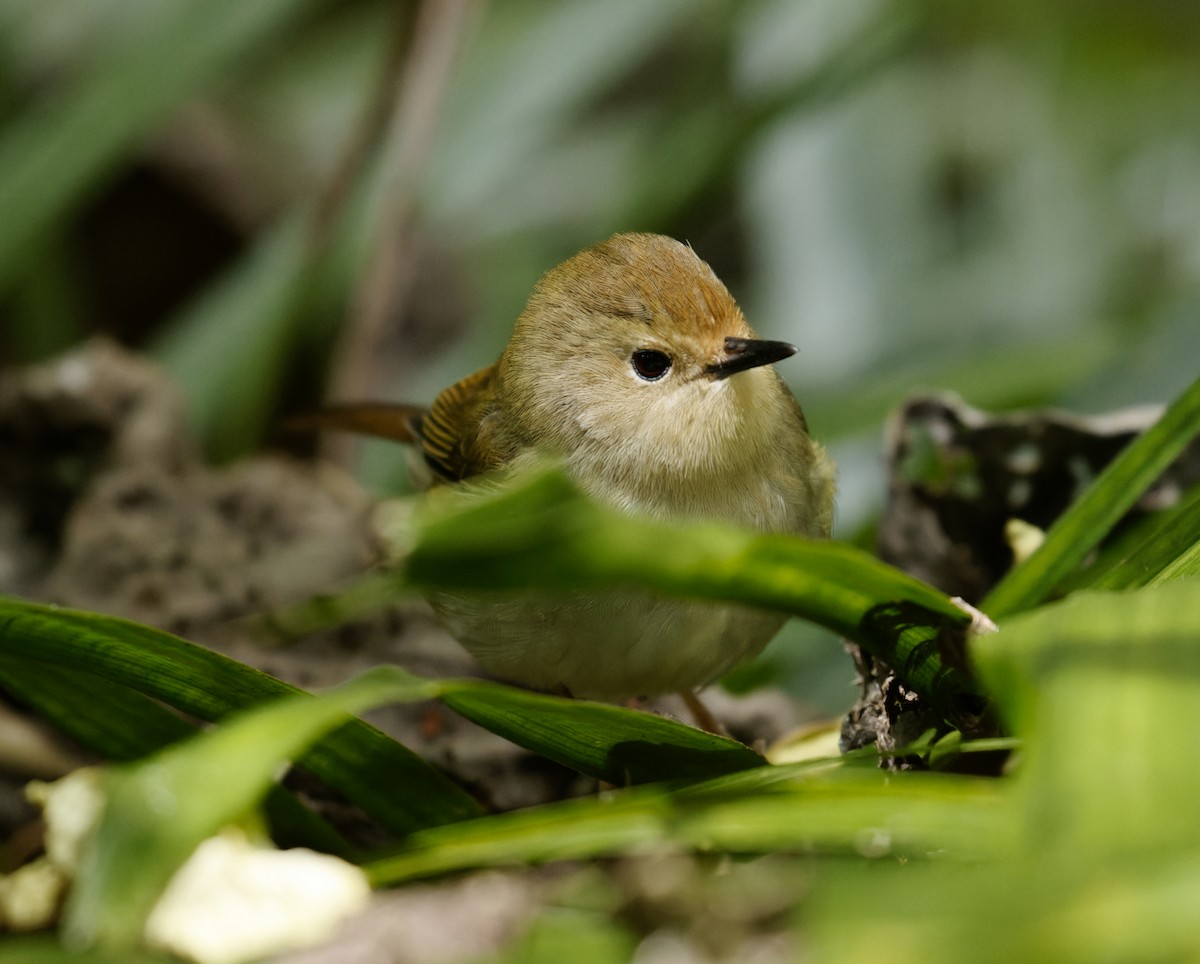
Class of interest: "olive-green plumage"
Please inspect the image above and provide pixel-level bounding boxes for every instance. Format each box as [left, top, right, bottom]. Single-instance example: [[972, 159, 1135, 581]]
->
[[320, 233, 835, 699]]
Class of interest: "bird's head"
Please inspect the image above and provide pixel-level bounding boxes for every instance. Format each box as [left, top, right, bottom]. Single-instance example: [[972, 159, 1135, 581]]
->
[[498, 233, 799, 486]]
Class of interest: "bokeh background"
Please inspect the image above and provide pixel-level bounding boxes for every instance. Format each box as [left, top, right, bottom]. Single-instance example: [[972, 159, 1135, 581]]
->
[[3, 0, 1199, 709]]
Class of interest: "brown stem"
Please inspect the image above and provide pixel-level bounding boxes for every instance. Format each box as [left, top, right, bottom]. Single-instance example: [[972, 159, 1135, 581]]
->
[[323, 0, 485, 467]]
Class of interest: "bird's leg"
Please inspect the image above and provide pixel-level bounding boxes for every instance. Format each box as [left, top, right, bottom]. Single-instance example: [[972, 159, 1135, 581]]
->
[[680, 689, 725, 735]]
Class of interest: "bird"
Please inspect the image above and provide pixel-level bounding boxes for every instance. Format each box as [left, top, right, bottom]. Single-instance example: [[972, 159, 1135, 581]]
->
[[309, 232, 835, 711]]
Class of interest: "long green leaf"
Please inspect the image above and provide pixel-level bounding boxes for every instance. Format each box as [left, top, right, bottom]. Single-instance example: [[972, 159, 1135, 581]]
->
[[402, 470, 960, 631], [0, 655, 354, 857], [973, 579, 1200, 854], [429, 677, 764, 784], [810, 848, 1200, 964], [398, 673, 762, 787], [815, 578, 1200, 964], [982, 372, 1200, 617], [0, 598, 481, 835], [57, 661, 763, 950], [367, 765, 1010, 885], [0, 0, 324, 292], [393, 467, 981, 719], [0, 598, 762, 797], [64, 667, 414, 949], [1085, 483, 1200, 590], [0, 656, 195, 761]]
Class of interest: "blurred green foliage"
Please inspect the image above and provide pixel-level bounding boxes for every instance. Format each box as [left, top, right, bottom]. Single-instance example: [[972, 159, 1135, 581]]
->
[[3, 0, 1199, 502]]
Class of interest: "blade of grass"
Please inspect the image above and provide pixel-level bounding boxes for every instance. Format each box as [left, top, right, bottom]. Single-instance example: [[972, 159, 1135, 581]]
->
[[1085, 483, 1200, 590], [0, 656, 195, 760], [64, 667, 415, 949], [392, 466, 982, 720], [982, 372, 1200, 618], [833, 579, 1200, 964], [974, 580, 1200, 854], [367, 766, 1010, 885], [0, 656, 354, 857], [0, 598, 762, 795], [429, 677, 764, 784], [1147, 541, 1200, 585], [402, 469, 962, 631], [0, 597, 481, 834]]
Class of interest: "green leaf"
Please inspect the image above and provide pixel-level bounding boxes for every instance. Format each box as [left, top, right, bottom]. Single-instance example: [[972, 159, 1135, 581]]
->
[[58, 662, 764, 951], [64, 667, 417, 949], [0, 655, 355, 857], [0, 597, 761, 802], [1084, 483, 1200, 590], [367, 764, 1010, 885], [809, 850, 1200, 964], [429, 677, 764, 785], [0, 656, 196, 760], [393, 466, 981, 720], [402, 470, 957, 631], [982, 372, 1200, 618], [815, 578, 1200, 964], [0, 597, 481, 835], [0, 0, 324, 293], [973, 579, 1200, 854]]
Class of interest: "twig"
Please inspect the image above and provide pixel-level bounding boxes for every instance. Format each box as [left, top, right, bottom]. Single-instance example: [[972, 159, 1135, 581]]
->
[[323, 0, 485, 466]]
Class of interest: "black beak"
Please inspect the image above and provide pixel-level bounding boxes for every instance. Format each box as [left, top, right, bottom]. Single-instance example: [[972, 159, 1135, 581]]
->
[[706, 337, 797, 380]]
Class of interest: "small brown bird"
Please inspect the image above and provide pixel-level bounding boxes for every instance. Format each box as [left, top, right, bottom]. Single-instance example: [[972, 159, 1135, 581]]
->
[[315, 233, 835, 705]]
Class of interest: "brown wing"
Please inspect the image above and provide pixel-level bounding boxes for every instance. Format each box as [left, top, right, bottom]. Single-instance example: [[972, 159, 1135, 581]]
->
[[420, 364, 502, 481]]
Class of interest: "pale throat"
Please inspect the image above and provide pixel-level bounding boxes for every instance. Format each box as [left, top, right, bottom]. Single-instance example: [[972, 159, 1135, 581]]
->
[[567, 369, 790, 525]]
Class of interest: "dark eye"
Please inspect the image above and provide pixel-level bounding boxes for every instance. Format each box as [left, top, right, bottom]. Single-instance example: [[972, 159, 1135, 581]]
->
[[631, 349, 671, 381]]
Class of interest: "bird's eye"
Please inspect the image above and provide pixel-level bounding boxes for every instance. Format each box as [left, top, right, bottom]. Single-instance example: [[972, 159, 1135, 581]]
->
[[631, 349, 671, 381]]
